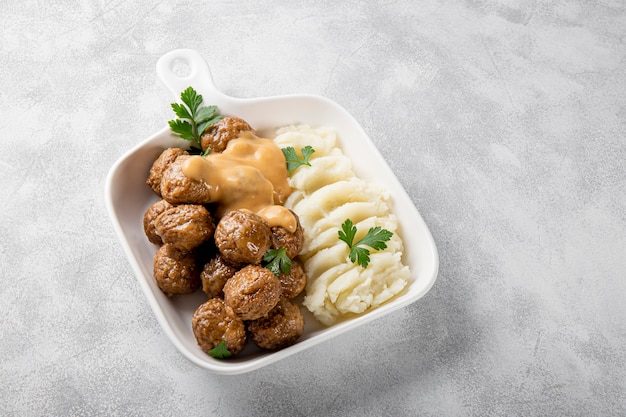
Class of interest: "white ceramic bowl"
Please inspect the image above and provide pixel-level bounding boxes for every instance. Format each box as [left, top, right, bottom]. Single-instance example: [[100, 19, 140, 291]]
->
[[105, 49, 439, 375]]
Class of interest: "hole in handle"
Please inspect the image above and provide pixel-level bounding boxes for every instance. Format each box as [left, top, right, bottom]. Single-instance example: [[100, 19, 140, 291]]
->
[[157, 49, 228, 102], [170, 58, 192, 78]]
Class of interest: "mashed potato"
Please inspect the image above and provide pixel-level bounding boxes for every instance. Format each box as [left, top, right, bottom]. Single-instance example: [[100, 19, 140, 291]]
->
[[274, 125, 410, 326]]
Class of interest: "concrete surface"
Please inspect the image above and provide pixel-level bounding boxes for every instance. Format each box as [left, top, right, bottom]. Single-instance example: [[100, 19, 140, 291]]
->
[[1, 1, 625, 415]]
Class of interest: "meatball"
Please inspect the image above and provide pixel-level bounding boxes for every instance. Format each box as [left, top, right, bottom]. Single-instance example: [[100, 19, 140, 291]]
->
[[146, 147, 188, 197], [248, 297, 304, 350], [154, 204, 215, 252], [223, 265, 282, 321], [200, 116, 253, 154], [160, 155, 212, 205], [192, 298, 246, 356], [214, 210, 271, 266], [143, 199, 173, 245], [277, 260, 307, 299], [200, 254, 238, 299], [270, 210, 304, 259], [153, 245, 200, 296]]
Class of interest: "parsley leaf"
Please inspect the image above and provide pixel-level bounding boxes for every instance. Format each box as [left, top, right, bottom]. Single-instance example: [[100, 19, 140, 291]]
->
[[281, 146, 315, 173], [171, 102, 192, 120], [195, 105, 219, 124], [180, 86, 202, 114], [168, 119, 194, 141], [208, 340, 232, 359], [168, 86, 223, 152], [262, 248, 292, 276], [338, 219, 393, 268]]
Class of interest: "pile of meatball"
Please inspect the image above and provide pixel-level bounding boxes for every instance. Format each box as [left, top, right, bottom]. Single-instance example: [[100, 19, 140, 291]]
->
[[142, 117, 307, 356]]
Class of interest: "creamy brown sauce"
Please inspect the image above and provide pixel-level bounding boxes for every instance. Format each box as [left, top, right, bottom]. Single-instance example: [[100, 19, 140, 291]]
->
[[181, 132, 296, 232]]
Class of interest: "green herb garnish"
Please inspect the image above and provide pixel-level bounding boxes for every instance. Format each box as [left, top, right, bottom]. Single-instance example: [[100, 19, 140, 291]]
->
[[168, 86, 222, 155], [281, 146, 315, 173], [208, 340, 232, 359], [262, 248, 292, 276], [338, 219, 393, 268]]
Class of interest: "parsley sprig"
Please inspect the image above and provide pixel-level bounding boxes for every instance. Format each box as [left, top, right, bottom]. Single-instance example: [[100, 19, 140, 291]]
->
[[208, 340, 232, 359], [262, 248, 292, 276], [281, 146, 315, 173], [168, 86, 223, 155], [338, 219, 393, 268]]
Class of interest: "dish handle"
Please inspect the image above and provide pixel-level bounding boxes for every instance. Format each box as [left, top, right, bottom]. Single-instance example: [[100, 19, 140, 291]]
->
[[156, 49, 226, 101]]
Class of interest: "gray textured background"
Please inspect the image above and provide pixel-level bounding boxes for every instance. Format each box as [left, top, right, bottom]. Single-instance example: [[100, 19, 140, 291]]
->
[[1, 1, 625, 416]]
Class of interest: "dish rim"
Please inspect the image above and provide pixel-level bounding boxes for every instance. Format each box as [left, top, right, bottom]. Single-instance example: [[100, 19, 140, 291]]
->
[[104, 49, 439, 374]]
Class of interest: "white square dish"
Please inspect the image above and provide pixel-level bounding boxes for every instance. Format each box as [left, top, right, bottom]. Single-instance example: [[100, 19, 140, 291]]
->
[[104, 49, 439, 375]]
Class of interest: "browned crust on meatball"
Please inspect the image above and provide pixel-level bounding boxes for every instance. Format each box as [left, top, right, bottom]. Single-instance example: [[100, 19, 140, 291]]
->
[[200, 116, 254, 154], [248, 297, 304, 350], [143, 199, 173, 245], [277, 260, 307, 299], [200, 254, 238, 300], [192, 298, 246, 356], [146, 148, 188, 197], [270, 210, 304, 259], [223, 265, 282, 321], [154, 204, 215, 252], [214, 210, 272, 266], [153, 245, 201, 296], [160, 155, 212, 205]]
